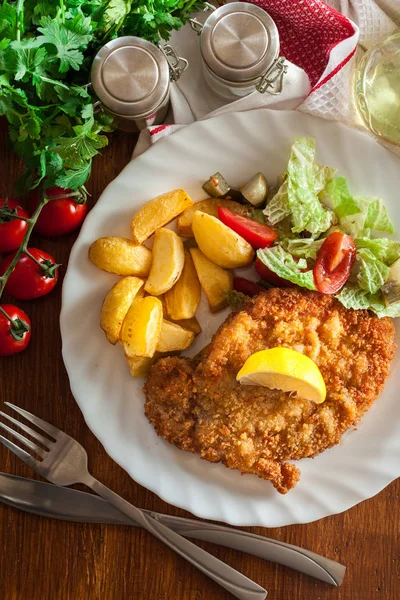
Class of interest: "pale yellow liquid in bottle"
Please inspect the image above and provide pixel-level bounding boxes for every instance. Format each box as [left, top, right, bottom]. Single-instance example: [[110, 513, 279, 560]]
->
[[355, 31, 400, 146]]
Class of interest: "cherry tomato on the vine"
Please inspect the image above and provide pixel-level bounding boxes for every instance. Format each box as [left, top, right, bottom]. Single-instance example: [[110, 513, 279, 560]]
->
[[0, 248, 60, 300], [0, 304, 31, 356], [0, 198, 29, 253], [29, 186, 88, 237], [313, 232, 356, 294]]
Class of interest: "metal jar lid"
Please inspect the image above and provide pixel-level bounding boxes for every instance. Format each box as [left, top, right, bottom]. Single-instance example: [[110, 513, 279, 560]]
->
[[200, 2, 280, 84], [91, 36, 170, 119]]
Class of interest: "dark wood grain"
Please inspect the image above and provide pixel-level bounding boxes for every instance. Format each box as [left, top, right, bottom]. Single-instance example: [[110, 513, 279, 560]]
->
[[0, 116, 399, 600]]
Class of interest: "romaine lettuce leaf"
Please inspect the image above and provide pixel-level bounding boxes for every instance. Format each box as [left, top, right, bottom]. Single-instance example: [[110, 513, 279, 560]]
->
[[339, 196, 395, 238], [313, 163, 337, 193], [285, 237, 324, 260], [256, 246, 317, 290], [264, 138, 334, 235], [286, 138, 334, 235], [263, 180, 290, 225], [321, 176, 360, 218], [364, 197, 394, 234], [336, 285, 400, 318], [356, 248, 390, 294], [355, 237, 400, 266]]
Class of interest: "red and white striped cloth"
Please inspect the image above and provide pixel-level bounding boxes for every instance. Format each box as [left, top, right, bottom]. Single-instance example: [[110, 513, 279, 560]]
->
[[133, 0, 400, 157]]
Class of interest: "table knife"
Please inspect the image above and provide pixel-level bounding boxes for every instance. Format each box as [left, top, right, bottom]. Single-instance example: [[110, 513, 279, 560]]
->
[[0, 472, 345, 587]]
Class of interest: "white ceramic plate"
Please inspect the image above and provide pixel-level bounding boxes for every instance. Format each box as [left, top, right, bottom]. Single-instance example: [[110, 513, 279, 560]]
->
[[61, 109, 400, 527]]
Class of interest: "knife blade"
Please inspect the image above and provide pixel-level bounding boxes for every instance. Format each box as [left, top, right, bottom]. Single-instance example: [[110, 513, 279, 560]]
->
[[0, 472, 345, 587]]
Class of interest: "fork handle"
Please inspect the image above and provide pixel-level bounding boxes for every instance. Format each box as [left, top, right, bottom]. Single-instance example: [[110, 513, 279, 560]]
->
[[84, 474, 267, 600]]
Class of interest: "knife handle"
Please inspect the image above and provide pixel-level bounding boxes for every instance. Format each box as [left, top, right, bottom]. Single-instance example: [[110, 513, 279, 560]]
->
[[149, 512, 346, 587]]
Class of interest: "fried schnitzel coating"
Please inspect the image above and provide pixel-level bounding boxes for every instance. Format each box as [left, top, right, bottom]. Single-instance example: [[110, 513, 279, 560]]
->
[[144, 289, 396, 493]]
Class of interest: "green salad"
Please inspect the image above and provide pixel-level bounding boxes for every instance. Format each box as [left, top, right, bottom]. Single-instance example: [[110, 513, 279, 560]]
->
[[257, 137, 400, 318]]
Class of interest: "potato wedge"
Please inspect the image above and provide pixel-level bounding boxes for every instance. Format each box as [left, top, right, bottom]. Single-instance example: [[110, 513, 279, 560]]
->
[[120, 296, 163, 358], [156, 319, 195, 353], [177, 198, 250, 238], [125, 354, 157, 378], [101, 276, 144, 344], [89, 237, 152, 276], [192, 212, 254, 269], [144, 228, 185, 296], [131, 189, 194, 244], [158, 295, 201, 336], [164, 251, 201, 320], [172, 316, 202, 336], [190, 248, 233, 312]]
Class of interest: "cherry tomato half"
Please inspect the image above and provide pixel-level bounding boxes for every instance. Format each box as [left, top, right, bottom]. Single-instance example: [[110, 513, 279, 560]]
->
[[255, 257, 295, 288], [218, 206, 278, 250], [30, 186, 88, 237], [0, 304, 31, 356], [313, 232, 356, 294], [0, 198, 29, 253], [233, 277, 265, 297], [0, 248, 60, 300]]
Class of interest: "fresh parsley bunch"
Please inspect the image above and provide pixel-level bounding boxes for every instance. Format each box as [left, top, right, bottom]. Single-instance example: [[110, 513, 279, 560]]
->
[[0, 0, 204, 192]]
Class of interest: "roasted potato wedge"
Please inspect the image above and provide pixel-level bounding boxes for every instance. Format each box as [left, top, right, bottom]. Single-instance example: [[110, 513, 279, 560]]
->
[[177, 198, 250, 238], [131, 189, 194, 244], [101, 276, 144, 344], [158, 295, 201, 335], [125, 354, 157, 377], [190, 248, 233, 312], [120, 296, 163, 358], [172, 316, 202, 336], [164, 251, 201, 320], [144, 228, 185, 296], [156, 319, 195, 353], [192, 211, 254, 269], [89, 237, 152, 276]]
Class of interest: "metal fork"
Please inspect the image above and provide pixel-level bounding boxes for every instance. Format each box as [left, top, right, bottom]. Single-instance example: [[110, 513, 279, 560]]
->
[[0, 402, 266, 600]]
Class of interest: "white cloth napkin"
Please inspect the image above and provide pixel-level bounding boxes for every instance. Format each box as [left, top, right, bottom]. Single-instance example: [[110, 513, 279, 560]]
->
[[133, 0, 400, 159]]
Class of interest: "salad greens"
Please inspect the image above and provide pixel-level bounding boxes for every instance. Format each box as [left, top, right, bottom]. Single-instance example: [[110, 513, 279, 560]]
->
[[0, 0, 203, 192], [258, 137, 400, 317]]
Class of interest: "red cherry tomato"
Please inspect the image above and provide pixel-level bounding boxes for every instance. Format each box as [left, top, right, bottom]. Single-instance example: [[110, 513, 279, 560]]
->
[[29, 186, 88, 237], [233, 277, 265, 297], [218, 206, 278, 250], [0, 198, 29, 252], [314, 232, 356, 294], [255, 257, 295, 288], [0, 248, 60, 300], [0, 304, 31, 356]]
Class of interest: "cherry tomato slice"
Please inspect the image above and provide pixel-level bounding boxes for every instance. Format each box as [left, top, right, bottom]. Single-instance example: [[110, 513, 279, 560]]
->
[[233, 277, 265, 297], [0, 304, 31, 356], [254, 257, 296, 288], [313, 232, 356, 294], [0, 248, 59, 300], [0, 198, 29, 253], [30, 186, 88, 237], [218, 206, 278, 250]]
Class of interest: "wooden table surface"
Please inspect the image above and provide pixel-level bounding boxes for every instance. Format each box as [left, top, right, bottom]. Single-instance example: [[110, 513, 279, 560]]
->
[[0, 116, 399, 600]]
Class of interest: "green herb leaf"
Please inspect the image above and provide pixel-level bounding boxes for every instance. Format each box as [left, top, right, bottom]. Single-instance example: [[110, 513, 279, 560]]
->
[[38, 15, 92, 72]]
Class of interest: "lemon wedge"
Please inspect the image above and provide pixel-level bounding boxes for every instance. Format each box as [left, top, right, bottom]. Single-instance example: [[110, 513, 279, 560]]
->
[[236, 347, 326, 404]]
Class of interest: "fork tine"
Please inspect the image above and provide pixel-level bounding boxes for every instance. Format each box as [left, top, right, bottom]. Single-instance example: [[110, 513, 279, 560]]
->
[[0, 411, 52, 448], [4, 403, 60, 440], [0, 422, 47, 458], [0, 432, 40, 470]]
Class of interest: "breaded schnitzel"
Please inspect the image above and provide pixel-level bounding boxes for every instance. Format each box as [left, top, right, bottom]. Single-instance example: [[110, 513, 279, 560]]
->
[[144, 289, 396, 493]]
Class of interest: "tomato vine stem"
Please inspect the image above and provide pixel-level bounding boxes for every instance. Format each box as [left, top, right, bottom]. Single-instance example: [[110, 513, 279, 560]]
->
[[0, 186, 86, 299]]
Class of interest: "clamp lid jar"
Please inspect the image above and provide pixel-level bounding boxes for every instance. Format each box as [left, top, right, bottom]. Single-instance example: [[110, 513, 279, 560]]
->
[[91, 36, 187, 130], [191, 2, 287, 100]]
